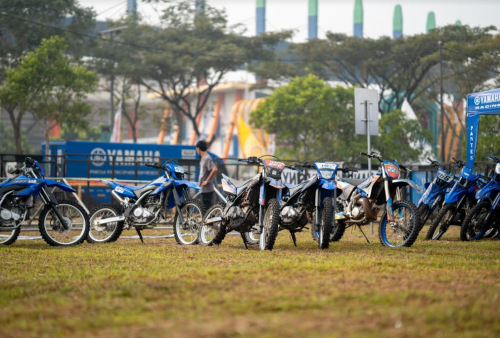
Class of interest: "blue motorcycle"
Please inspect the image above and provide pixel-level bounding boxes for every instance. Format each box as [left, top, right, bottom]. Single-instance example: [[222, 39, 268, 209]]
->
[[427, 157, 489, 240], [418, 158, 458, 237], [285, 160, 355, 249], [88, 160, 203, 245], [460, 155, 500, 241], [0, 157, 89, 246]]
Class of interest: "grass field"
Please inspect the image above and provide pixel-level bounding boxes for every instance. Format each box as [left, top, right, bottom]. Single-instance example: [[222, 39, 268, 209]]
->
[[0, 226, 499, 338]]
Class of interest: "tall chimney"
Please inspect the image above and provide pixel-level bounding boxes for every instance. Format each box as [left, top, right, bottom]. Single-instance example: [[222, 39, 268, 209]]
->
[[426, 11, 436, 33], [353, 0, 363, 38], [393, 4, 403, 39], [308, 0, 318, 39], [256, 0, 266, 36]]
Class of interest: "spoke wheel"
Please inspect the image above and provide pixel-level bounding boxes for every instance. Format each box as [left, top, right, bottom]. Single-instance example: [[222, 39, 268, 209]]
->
[[0, 227, 21, 245], [199, 203, 224, 246], [174, 199, 205, 245], [379, 200, 421, 248], [318, 197, 333, 249], [39, 200, 89, 246], [259, 199, 280, 251], [426, 204, 455, 240], [460, 201, 491, 241], [244, 230, 260, 245], [88, 204, 124, 243]]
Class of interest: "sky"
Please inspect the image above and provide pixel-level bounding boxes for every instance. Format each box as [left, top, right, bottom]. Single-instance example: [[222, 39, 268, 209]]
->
[[80, 0, 500, 42]]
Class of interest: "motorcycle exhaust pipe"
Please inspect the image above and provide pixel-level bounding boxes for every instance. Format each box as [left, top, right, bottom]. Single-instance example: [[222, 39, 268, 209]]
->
[[205, 216, 223, 225], [111, 191, 124, 204], [95, 215, 126, 226], [357, 197, 378, 221]]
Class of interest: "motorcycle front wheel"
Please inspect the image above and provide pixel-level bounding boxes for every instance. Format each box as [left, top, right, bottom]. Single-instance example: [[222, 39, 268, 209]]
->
[[318, 197, 333, 249], [39, 200, 90, 246], [379, 200, 421, 248], [174, 199, 205, 245], [259, 198, 280, 251], [426, 204, 455, 240], [460, 202, 491, 241]]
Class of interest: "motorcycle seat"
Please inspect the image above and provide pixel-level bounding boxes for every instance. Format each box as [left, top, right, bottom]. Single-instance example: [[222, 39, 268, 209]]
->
[[285, 181, 307, 195], [341, 178, 364, 186], [131, 185, 156, 198], [227, 177, 254, 188]]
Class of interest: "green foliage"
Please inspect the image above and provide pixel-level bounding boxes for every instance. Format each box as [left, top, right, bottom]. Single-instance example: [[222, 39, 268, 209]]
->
[[0, 122, 32, 153], [1, 36, 97, 155], [372, 110, 432, 163], [251, 75, 362, 162], [120, 1, 291, 140], [251, 75, 430, 163]]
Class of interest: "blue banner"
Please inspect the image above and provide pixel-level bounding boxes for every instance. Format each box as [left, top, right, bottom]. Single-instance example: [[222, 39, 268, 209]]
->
[[42, 141, 214, 180], [466, 88, 500, 169]]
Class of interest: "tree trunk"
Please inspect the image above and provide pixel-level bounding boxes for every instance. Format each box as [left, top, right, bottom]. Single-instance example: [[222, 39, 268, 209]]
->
[[6, 107, 23, 154], [44, 121, 50, 175]]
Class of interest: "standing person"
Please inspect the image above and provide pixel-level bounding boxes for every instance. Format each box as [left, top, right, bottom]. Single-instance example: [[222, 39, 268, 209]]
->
[[196, 140, 218, 210]]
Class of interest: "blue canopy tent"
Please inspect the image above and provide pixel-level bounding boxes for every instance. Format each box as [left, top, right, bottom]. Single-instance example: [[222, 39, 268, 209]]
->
[[466, 88, 500, 169]]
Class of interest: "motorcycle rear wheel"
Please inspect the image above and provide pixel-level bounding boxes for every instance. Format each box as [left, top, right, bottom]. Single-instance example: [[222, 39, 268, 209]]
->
[[87, 204, 124, 243]]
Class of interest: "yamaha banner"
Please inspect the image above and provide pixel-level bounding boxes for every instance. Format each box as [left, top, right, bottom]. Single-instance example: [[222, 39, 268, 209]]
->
[[466, 88, 500, 169]]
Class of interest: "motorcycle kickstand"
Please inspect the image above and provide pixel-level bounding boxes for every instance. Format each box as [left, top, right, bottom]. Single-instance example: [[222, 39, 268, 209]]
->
[[290, 231, 297, 247], [358, 225, 371, 244], [135, 228, 144, 243], [240, 233, 248, 250]]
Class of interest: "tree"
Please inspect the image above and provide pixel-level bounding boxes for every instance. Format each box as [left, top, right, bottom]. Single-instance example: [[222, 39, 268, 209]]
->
[[372, 110, 432, 163], [0, 122, 32, 153], [251, 75, 431, 163], [250, 75, 363, 162], [0, 0, 96, 153], [1, 36, 97, 160], [125, 1, 291, 144]]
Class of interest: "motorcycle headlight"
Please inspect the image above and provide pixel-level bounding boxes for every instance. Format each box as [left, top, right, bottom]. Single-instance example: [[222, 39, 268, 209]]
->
[[319, 170, 334, 180]]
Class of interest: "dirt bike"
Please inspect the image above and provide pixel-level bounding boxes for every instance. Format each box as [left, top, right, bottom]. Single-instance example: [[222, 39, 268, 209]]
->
[[460, 155, 500, 241], [418, 158, 458, 230], [335, 152, 422, 247], [200, 155, 294, 251], [0, 157, 89, 246], [427, 157, 489, 241], [285, 160, 356, 249], [88, 160, 204, 244]]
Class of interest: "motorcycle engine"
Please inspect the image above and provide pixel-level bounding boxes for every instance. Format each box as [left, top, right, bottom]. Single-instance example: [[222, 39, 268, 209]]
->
[[346, 193, 366, 220], [0, 196, 26, 227], [227, 205, 256, 228], [130, 196, 160, 226], [280, 206, 301, 224]]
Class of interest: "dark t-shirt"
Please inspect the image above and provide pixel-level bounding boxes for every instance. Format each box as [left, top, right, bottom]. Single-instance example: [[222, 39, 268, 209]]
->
[[199, 154, 215, 193]]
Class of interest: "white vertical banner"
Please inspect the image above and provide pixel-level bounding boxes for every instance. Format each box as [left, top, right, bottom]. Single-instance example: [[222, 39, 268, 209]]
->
[[110, 100, 122, 143]]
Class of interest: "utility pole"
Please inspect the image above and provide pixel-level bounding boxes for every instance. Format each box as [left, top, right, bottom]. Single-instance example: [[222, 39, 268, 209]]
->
[[439, 40, 445, 161], [99, 26, 128, 137]]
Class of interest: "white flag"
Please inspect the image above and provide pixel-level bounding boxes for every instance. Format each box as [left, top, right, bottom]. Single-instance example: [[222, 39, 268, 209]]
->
[[110, 101, 122, 143]]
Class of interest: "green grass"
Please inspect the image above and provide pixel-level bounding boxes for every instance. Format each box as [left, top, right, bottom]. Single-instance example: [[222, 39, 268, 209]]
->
[[0, 226, 499, 338]]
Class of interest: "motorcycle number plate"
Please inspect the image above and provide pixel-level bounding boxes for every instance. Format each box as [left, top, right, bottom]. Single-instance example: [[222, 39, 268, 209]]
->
[[115, 187, 125, 193], [437, 172, 453, 183], [264, 160, 285, 170]]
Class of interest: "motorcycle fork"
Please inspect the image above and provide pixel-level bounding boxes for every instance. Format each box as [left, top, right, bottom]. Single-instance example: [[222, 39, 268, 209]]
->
[[172, 188, 185, 225], [315, 188, 321, 226], [384, 180, 394, 221], [40, 186, 69, 231]]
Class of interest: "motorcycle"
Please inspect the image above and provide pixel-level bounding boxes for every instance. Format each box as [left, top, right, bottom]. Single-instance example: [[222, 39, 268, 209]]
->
[[88, 160, 204, 244], [335, 152, 422, 247], [0, 157, 89, 246], [460, 155, 500, 241], [289, 160, 357, 249], [200, 155, 296, 251], [418, 158, 458, 233], [427, 157, 489, 240]]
